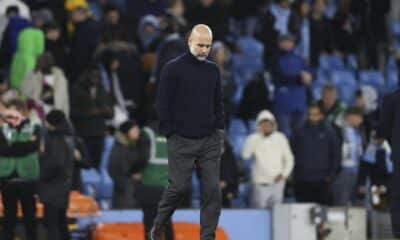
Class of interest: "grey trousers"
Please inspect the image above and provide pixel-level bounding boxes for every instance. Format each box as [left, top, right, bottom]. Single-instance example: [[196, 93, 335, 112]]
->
[[251, 182, 285, 209], [154, 131, 223, 240]]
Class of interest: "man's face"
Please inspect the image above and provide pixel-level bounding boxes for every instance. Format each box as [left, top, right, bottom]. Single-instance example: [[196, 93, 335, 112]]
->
[[189, 32, 212, 61], [279, 39, 295, 51], [46, 29, 60, 41], [346, 114, 363, 128], [313, 0, 326, 14], [200, 0, 214, 7], [127, 125, 140, 141], [70, 8, 87, 23], [106, 10, 120, 26], [308, 107, 323, 125], [322, 90, 337, 109], [259, 120, 274, 136]]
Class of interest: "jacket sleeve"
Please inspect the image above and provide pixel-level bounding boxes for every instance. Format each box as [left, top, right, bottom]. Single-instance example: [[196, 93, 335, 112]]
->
[[40, 136, 64, 181], [270, 59, 303, 86], [280, 134, 295, 178], [328, 128, 341, 178], [241, 134, 257, 160], [155, 63, 177, 136], [214, 67, 225, 130], [130, 135, 151, 173], [0, 125, 40, 157], [376, 93, 395, 141], [107, 145, 131, 189]]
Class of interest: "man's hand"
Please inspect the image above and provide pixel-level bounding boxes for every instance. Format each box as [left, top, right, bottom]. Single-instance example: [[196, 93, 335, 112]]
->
[[300, 71, 312, 85], [274, 174, 285, 182], [0, 109, 23, 126], [74, 150, 82, 161], [220, 181, 227, 189], [132, 173, 142, 181]]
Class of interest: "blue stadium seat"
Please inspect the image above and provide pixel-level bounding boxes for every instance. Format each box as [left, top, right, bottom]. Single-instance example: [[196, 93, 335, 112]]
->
[[98, 168, 113, 201], [228, 118, 248, 135], [229, 134, 248, 160], [330, 70, 357, 104], [319, 54, 345, 71], [390, 20, 400, 37], [99, 135, 115, 170], [359, 70, 386, 94], [386, 70, 399, 92], [81, 168, 102, 197]]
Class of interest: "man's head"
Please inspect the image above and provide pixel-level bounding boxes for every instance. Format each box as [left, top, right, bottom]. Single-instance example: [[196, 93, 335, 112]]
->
[[344, 107, 363, 128], [308, 104, 324, 125], [6, 6, 19, 18], [104, 5, 120, 26], [321, 84, 337, 109], [188, 24, 213, 61], [44, 22, 61, 41], [119, 120, 140, 141], [276, 0, 291, 8], [312, 0, 326, 15], [278, 34, 295, 51], [70, 7, 89, 23], [256, 110, 276, 136], [7, 99, 28, 117], [200, 0, 215, 7]]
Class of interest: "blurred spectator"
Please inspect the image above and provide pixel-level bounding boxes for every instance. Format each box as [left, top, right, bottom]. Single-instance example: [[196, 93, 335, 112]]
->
[[164, 0, 187, 35], [230, 0, 264, 36], [358, 136, 392, 209], [100, 4, 128, 42], [98, 49, 131, 127], [309, 0, 334, 67], [238, 72, 272, 123], [70, 135, 91, 191], [31, 8, 54, 29], [126, 0, 167, 23], [67, 3, 101, 83], [19, 52, 70, 117], [270, 34, 312, 136], [317, 84, 346, 125], [220, 135, 239, 207], [9, 27, 44, 88], [257, 0, 299, 66], [134, 126, 174, 240], [210, 41, 234, 126], [108, 120, 150, 209], [185, 0, 230, 41], [291, 104, 341, 205], [0, 100, 40, 240], [332, 107, 364, 206], [39, 110, 74, 240], [390, 0, 400, 21], [352, 0, 390, 70], [136, 15, 161, 53], [43, 22, 68, 70], [354, 86, 379, 140], [0, 5, 33, 69], [242, 110, 294, 208], [70, 69, 114, 169], [332, 0, 357, 58], [0, 1, 31, 20], [292, 0, 311, 61]]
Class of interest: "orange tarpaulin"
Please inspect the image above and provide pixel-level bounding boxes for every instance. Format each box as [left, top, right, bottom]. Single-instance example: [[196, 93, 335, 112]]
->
[[92, 222, 229, 240], [0, 191, 99, 218]]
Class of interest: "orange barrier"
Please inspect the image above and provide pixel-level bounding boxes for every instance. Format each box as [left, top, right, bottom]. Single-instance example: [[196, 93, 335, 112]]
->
[[0, 191, 99, 218], [92, 222, 229, 240]]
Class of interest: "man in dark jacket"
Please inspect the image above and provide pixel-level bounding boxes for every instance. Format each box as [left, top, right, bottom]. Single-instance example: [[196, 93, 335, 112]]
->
[[152, 24, 224, 240], [39, 110, 75, 240], [67, 6, 101, 83], [376, 89, 400, 238], [107, 120, 150, 209], [271, 34, 313, 137], [291, 104, 341, 205]]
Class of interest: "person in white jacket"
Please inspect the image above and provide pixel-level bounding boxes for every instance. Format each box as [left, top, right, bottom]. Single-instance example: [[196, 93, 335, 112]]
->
[[242, 110, 294, 208]]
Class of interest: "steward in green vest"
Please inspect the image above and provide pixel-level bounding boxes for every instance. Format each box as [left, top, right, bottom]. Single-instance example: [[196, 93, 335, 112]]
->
[[135, 126, 173, 240], [0, 100, 41, 240]]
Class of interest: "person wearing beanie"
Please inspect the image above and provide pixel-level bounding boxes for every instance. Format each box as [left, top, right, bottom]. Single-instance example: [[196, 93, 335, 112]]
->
[[242, 110, 294, 208], [107, 119, 150, 209], [0, 100, 41, 240], [39, 110, 75, 240]]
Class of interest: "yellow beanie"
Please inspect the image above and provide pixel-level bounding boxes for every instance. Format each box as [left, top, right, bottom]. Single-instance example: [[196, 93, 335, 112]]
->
[[65, 0, 88, 11]]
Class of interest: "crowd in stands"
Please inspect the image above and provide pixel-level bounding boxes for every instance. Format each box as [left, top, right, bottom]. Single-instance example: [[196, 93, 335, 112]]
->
[[0, 0, 399, 239]]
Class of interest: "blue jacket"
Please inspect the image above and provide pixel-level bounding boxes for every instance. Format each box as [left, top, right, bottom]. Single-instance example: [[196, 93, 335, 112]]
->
[[291, 121, 341, 181], [271, 50, 311, 114]]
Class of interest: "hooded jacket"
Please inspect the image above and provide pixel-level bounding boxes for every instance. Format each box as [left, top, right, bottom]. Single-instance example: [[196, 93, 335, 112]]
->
[[242, 110, 294, 184]]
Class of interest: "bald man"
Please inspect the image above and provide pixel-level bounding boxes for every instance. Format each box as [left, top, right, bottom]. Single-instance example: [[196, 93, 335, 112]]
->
[[152, 24, 225, 240]]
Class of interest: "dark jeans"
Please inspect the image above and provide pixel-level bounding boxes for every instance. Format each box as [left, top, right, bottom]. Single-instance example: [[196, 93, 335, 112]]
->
[[135, 183, 174, 240], [82, 136, 104, 169], [154, 131, 223, 240], [44, 204, 70, 240], [294, 180, 333, 206], [1, 181, 37, 240]]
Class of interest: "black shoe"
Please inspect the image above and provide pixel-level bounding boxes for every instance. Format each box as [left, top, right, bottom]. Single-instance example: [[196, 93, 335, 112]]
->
[[149, 224, 165, 240]]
